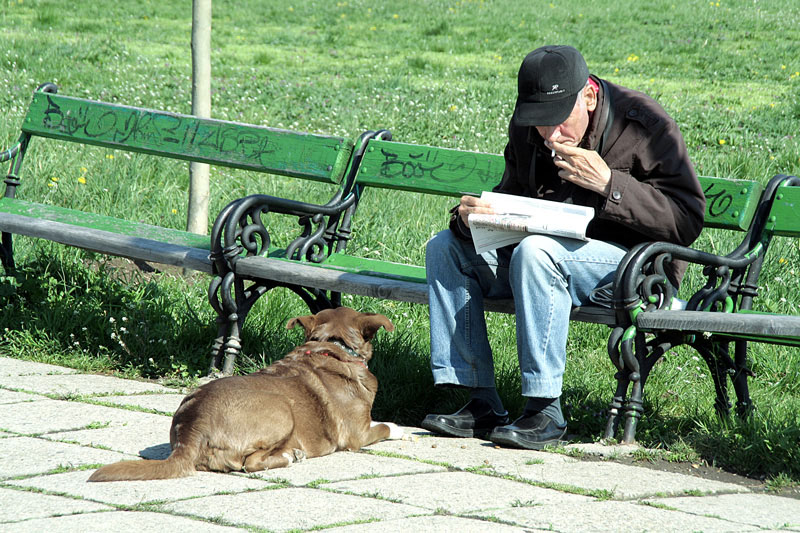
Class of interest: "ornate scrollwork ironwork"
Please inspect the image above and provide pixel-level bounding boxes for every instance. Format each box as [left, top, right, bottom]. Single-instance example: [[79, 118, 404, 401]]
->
[[603, 174, 800, 442], [206, 129, 393, 374]]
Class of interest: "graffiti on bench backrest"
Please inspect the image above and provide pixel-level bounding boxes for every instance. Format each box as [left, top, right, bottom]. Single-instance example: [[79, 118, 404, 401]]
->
[[375, 145, 504, 191], [38, 94, 277, 165]]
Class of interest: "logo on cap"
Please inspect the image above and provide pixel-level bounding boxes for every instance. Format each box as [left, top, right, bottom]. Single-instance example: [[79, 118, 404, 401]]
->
[[546, 84, 565, 96]]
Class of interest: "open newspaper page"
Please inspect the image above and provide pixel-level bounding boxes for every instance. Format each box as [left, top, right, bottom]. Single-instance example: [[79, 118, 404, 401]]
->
[[468, 191, 594, 254]]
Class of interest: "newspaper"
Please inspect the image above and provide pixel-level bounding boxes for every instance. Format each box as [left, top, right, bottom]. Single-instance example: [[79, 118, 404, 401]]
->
[[468, 191, 594, 254]]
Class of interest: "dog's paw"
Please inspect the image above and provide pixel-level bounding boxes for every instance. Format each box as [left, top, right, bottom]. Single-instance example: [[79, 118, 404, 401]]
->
[[281, 449, 306, 466], [292, 448, 307, 462], [375, 421, 404, 440]]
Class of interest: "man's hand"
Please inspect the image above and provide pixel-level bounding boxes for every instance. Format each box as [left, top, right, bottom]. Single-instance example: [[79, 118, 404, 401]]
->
[[457, 195, 494, 227], [548, 141, 612, 195]]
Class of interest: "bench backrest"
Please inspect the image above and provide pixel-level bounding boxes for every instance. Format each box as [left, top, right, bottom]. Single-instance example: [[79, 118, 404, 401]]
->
[[21, 90, 354, 184], [764, 180, 800, 237], [356, 139, 763, 232]]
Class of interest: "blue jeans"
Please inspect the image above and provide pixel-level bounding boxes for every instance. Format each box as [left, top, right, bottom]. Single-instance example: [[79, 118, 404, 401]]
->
[[426, 230, 627, 398]]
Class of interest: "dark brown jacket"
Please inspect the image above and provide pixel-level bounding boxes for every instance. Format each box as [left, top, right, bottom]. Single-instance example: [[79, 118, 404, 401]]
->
[[451, 76, 705, 285]]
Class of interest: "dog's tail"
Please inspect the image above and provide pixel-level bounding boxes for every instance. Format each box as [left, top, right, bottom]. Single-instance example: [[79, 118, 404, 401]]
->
[[87, 443, 197, 482]]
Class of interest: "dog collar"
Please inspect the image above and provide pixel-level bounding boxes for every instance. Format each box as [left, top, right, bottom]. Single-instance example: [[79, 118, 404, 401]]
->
[[305, 341, 367, 368]]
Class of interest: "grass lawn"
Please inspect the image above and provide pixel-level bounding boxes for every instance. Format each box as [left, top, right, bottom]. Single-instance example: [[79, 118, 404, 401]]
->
[[1, 0, 799, 485]]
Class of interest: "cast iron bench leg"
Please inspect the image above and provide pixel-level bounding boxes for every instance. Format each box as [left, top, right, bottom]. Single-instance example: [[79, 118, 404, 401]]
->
[[0, 232, 14, 272]]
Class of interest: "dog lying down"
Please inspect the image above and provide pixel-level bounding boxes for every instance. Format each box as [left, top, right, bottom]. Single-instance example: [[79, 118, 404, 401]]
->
[[88, 307, 402, 482]]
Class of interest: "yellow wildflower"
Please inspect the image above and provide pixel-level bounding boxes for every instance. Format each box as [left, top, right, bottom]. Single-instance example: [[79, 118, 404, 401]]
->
[[718, 139, 726, 145], [78, 176, 87, 184]]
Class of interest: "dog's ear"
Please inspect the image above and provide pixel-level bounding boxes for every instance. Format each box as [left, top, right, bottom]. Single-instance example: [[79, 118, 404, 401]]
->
[[358, 313, 394, 342], [286, 315, 316, 338]]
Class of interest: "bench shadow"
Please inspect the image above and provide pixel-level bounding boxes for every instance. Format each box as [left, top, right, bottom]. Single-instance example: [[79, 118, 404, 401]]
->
[[140, 443, 171, 460]]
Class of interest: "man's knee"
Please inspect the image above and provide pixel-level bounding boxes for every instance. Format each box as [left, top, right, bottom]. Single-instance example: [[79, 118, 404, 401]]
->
[[510, 235, 559, 269]]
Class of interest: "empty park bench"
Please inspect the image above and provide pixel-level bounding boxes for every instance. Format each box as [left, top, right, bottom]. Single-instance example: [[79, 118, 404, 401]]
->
[[210, 135, 772, 442], [1, 82, 357, 350]]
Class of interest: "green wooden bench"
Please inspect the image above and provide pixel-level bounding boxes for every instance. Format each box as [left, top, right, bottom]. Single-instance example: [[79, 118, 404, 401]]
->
[[210, 135, 769, 442], [607, 172, 800, 442], [1, 82, 356, 361]]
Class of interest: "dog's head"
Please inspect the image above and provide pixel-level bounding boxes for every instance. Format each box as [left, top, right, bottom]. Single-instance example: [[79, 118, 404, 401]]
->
[[286, 307, 394, 363]]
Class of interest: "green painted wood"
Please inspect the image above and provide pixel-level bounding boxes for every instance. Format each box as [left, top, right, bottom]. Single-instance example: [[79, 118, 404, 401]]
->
[[356, 140, 504, 197], [356, 141, 761, 231], [0, 198, 210, 250], [22, 92, 354, 183], [698, 176, 762, 231], [765, 183, 800, 237], [636, 309, 800, 346], [259, 248, 427, 284], [320, 253, 427, 283]]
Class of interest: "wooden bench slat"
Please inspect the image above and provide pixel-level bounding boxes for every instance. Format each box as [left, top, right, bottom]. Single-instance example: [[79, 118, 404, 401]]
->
[[765, 184, 800, 237], [636, 309, 800, 341], [0, 199, 212, 272], [234, 254, 615, 323], [356, 140, 762, 232], [23, 92, 354, 183], [356, 140, 504, 197], [0, 198, 210, 250], [237, 255, 429, 304], [321, 253, 427, 283], [698, 176, 762, 231]]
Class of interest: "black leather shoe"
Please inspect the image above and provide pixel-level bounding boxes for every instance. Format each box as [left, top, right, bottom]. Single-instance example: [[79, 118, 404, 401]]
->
[[421, 398, 509, 438], [488, 412, 567, 450]]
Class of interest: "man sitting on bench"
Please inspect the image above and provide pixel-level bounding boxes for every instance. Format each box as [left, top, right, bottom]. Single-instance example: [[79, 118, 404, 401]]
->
[[422, 45, 706, 449]]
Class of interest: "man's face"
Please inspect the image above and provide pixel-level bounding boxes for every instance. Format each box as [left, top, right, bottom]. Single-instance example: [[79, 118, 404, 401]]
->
[[535, 85, 597, 147]]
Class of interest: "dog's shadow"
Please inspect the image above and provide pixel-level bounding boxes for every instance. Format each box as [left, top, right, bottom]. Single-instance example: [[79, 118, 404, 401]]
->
[[140, 443, 171, 460]]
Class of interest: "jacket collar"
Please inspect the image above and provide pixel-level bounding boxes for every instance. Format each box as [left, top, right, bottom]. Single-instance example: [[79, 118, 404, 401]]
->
[[582, 76, 613, 154]]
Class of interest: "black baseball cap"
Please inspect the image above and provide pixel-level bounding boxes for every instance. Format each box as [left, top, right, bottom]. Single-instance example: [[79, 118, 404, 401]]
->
[[513, 45, 590, 127]]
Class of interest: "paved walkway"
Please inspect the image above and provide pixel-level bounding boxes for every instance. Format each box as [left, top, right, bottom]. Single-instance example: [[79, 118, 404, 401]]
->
[[0, 356, 798, 532]]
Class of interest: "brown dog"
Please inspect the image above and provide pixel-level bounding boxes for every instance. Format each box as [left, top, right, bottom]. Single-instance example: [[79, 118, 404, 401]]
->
[[88, 307, 400, 481]]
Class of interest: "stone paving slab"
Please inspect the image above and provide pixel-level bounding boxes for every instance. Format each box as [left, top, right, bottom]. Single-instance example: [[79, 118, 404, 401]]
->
[[0, 389, 48, 404], [9, 469, 273, 506], [647, 493, 800, 530], [0, 437, 130, 478], [324, 470, 591, 513], [96, 393, 185, 414], [326, 514, 541, 532], [162, 487, 430, 532], [474, 500, 760, 532], [46, 415, 173, 458], [366, 428, 576, 471], [245, 449, 447, 486], [0, 510, 244, 532], [490, 457, 751, 500], [566, 441, 644, 458], [0, 357, 78, 376], [0, 373, 170, 396], [1, 399, 170, 435], [0, 486, 111, 523]]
